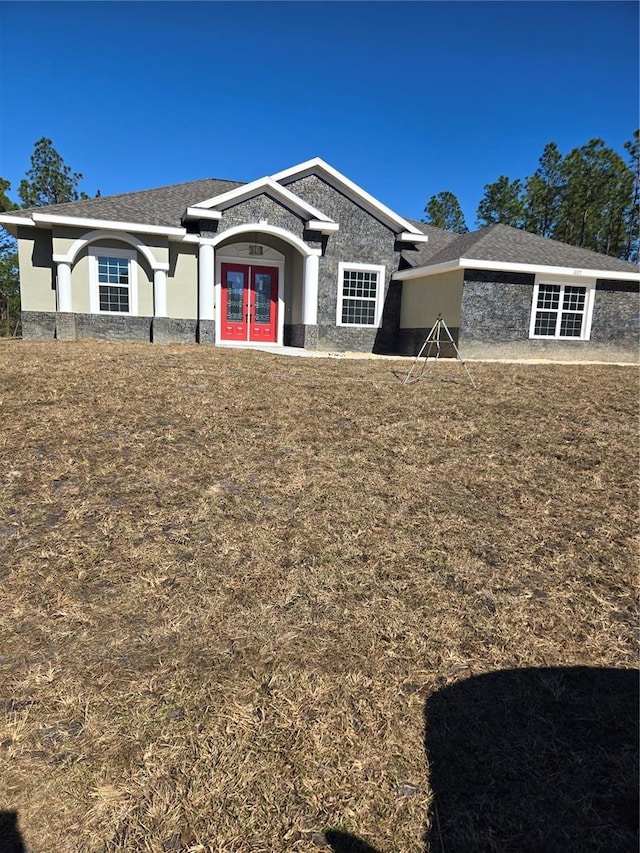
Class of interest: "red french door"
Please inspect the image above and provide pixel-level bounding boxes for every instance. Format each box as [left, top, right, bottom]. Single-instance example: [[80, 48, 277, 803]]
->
[[220, 263, 278, 343]]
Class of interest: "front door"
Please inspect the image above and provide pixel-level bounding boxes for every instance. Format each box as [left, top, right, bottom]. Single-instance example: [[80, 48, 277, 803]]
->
[[220, 263, 279, 343]]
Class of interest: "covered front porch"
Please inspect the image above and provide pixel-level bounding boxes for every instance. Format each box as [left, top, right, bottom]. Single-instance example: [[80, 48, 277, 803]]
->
[[198, 223, 321, 349]]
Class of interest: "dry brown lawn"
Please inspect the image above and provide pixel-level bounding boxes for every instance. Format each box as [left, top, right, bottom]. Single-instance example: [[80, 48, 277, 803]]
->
[[0, 341, 637, 853]]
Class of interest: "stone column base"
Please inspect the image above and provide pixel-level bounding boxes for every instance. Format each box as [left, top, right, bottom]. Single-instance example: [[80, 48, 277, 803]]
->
[[302, 325, 318, 350], [197, 320, 216, 345], [56, 313, 77, 341]]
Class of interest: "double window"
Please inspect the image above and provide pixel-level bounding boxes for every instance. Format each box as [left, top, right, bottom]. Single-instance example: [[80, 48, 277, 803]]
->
[[337, 262, 385, 327], [529, 279, 594, 340], [89, 247, 138, 315]]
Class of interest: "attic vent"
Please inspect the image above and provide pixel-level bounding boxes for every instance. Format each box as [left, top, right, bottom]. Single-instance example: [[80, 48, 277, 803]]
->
[[249, 245, 264, 256]]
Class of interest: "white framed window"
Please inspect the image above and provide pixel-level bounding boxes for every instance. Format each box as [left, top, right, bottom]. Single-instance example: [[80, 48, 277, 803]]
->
[[336, 262, 385, 327], [529, 277, 595, 340], [89, 246, 138, 315]]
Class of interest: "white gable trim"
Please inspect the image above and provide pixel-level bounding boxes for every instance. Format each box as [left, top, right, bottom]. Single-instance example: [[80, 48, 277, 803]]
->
[[393, 257, 640, 282], [398, 231, 430, 243], [184, 207, 222, 221], [190, 176, 335, 224], [52, 230, 169, 271], [271, 157, 424, 236], [307, 219, 340, 234]]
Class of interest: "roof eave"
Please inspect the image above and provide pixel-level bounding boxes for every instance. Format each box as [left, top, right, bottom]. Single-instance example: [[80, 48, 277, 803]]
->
[[0, 213, 34, 236], [393, 257, 640, 282], [30, 212, 186, 237]]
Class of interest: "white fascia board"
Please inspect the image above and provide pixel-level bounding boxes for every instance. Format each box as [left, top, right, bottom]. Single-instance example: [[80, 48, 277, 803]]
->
[[31, 212, 186, 237], [306, 219, 339, 234], [184, 207, 222, 221], [0, 214, 35, 228], [192, 176, 335, 224], [393, 256, 640, 283], [192, 175, 279, 208], [393, 260, 461, 281], [271, 156, 424, 236], [459, 257, 640, 282], [398, 231, 429, 243]]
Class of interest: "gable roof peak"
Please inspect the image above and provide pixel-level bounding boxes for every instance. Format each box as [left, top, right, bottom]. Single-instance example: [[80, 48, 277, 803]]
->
[[271, 157, 424, 236]]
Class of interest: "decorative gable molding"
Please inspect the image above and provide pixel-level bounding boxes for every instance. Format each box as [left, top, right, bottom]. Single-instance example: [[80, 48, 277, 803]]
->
[[186, 176, 338, 233], [271, 157, 425, 237]]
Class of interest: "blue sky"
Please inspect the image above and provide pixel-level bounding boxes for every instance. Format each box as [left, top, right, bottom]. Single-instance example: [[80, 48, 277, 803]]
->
[[0, 1, 637, 227]]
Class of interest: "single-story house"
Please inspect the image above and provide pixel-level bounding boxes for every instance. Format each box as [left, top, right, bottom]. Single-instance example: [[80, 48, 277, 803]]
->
[[1, 157, 638, 361]]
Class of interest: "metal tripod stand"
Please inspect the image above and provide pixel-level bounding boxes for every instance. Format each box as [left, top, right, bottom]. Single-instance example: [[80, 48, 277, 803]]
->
[[403, 314, 476, 388]]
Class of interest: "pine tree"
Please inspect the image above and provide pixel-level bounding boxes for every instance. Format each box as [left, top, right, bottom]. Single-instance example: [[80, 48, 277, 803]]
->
[[18, 138, 88, 207], [422, 191, 468, 233], [623, 130, 639, 262], [523, 143, 564, 238], [0, 179, 19, 335], [476, 176, 524, 228], [555, 138, 632, 257]]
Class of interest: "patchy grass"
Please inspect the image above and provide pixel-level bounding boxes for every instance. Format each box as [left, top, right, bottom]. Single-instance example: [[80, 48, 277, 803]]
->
[[0, 341, 637, 853]]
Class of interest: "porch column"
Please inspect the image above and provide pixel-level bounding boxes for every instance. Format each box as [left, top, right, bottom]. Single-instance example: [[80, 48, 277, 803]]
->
[[153, 269, 167, 317], [302, 253, 319, 325], [56, 262, 72, 312], [198, 243, 215, 320]]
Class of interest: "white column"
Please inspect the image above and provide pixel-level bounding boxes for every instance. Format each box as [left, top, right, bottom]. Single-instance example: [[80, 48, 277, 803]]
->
[[153, 269, 167, 317], [198, 243, 215, 321], [302, 253, 319, 325], [56, 262, 72, 312]]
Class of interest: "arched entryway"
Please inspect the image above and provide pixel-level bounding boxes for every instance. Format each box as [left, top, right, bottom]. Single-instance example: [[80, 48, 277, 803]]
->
[[217, 243, 284, 344], [210, 224, 320, 348]]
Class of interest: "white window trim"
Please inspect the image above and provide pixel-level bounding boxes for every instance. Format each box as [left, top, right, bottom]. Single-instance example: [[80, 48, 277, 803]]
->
[[336, 262, 386, 328], [529, 274, 596, 341], [89, 246, 138, 315]]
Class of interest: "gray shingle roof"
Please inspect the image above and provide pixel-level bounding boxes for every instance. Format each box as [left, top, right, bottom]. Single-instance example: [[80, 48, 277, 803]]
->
[[7, 179, 638, 276], [401, 219, 459, 266], [423, 223, 638, 274], [8, 178, 244, 228]]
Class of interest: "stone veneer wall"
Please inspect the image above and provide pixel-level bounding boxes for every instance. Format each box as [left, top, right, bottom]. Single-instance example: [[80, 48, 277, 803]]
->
[[284, 324, 305, 348], [21, 311, 203, 345], [284, 175, 402, 352], [219, 195, 309, 240], [151, 318, 198, 345], [22, 311, 57, 340], [458, 270, 639, 362], [590, 281, 639, 349]]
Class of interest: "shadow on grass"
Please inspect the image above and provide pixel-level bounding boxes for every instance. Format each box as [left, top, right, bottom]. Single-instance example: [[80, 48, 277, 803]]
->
[[0, 812, 25, 853], [326, 666, 639, 853]]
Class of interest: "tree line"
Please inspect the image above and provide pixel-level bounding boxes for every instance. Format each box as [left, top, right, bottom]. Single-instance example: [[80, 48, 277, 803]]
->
[[0, 138, 88, 336], [423, 131, 639, 263]]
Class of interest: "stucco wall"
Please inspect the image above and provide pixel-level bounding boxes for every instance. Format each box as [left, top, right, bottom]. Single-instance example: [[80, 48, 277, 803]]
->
[[400, 269, 464, 328], [18, 227, 55, 312], [168, 243, 198, 319], [52, 226, 169, 268]]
